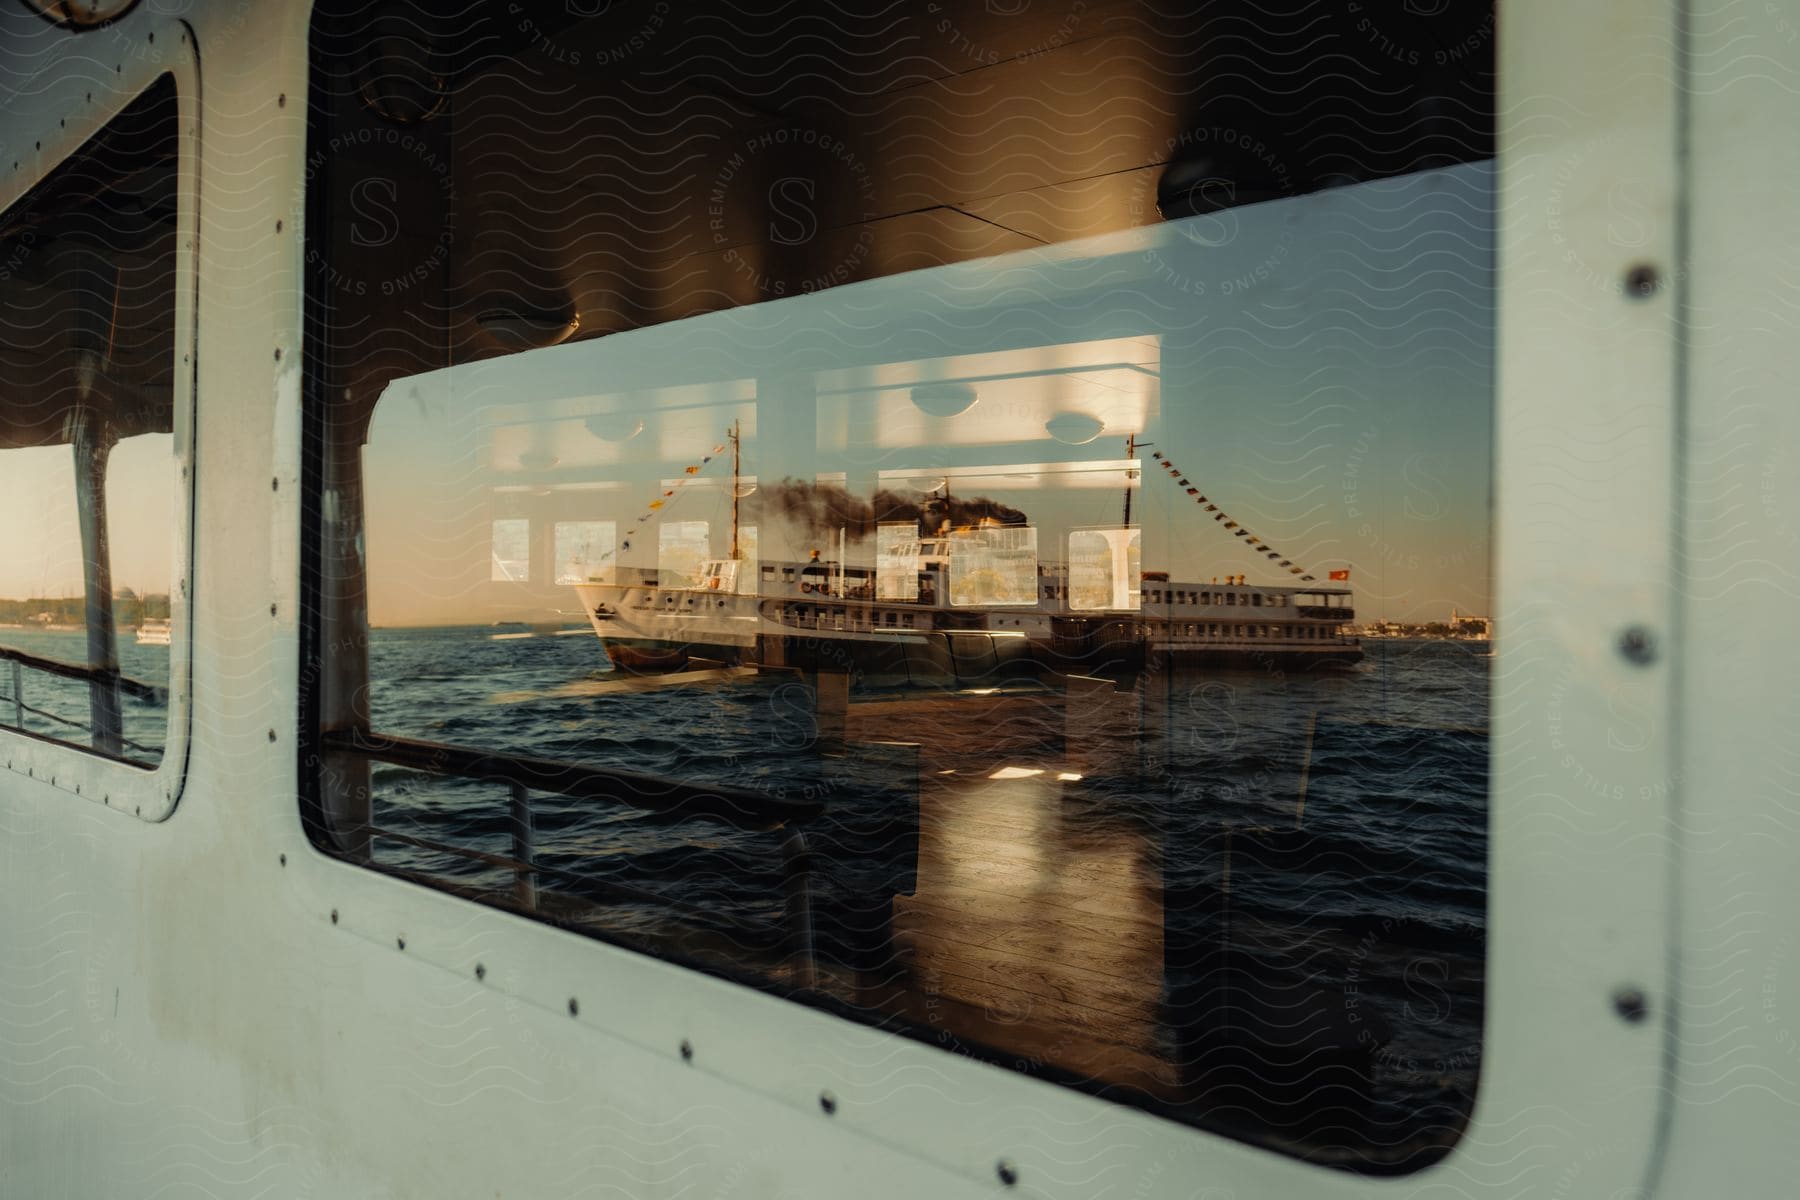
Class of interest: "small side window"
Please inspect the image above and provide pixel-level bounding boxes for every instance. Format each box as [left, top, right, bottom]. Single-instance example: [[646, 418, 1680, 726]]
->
[[0, 76, 184, 769]]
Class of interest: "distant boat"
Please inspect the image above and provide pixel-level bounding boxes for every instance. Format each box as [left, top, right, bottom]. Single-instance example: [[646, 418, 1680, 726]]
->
[[490, 621, 591, 641], [135, 618, 172, 646]]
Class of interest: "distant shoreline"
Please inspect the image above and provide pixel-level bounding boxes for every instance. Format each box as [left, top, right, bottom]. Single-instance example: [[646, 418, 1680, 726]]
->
[[0, 622, 167, 632]]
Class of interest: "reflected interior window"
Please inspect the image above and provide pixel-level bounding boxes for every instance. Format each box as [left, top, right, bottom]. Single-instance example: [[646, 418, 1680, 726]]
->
[[489, 518, 530, 583], [0, 76, 181, 766], [304, 0, 1494, 1172]]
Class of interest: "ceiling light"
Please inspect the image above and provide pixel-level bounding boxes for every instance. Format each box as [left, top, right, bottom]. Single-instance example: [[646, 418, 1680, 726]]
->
[[21, 1, 140, 29], [1044, 412, 1105, 445], [584, 414, 645, 442], [476, 304, 580, 350], [910, 382, 979, 418]]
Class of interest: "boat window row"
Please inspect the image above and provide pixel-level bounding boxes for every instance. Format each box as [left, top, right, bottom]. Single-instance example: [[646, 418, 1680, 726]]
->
[[1146, 589, 1292, 607], [1161, 624, 1355, 642]]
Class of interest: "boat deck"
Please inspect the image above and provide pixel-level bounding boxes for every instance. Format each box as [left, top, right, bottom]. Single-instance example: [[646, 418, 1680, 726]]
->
[[885, 767, 1175, 1096]]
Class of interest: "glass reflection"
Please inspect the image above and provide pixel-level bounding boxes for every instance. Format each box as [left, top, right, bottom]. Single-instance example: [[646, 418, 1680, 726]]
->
[[357, 162, 1491, 1168]]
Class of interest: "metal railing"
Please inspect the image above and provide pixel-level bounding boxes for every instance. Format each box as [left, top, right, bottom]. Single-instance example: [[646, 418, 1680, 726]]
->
[[0, 643, 167, 759], [320, 728, 822, 984]]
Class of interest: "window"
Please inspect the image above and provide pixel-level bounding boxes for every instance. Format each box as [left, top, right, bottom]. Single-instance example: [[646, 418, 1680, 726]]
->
[[303, 0, 1493, 1173], [0, 76, 184, 769], [649, 520, 704, 590], [489, 518, 531, 582], [1065, 528, 1137, 615], [554, 521, 616, 585], [948, 525, 1038, 607]]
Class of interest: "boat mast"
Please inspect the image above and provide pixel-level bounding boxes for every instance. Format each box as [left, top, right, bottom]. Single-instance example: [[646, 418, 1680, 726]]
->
[[1123, 433, 1149, 526], [730, 418, 741, 561]]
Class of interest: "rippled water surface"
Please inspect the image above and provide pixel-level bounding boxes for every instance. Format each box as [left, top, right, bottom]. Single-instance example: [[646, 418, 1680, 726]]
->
[[363, 628, 1489, 1166]]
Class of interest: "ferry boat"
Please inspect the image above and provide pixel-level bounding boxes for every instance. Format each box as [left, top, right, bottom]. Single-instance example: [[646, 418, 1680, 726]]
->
[[0, 3, 1794, 1199], [134, 617, 172, 646], [575, 548, 1360, 679], [574, 430, 1360, 678]]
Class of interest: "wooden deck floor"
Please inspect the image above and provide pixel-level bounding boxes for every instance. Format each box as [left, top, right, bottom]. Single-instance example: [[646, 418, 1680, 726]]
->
[[888, 768, 1175, 1096], [840, 687, 1179, 1099]]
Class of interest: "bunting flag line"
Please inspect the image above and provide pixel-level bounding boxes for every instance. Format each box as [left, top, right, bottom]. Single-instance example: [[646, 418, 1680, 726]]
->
[[581, 440, 728, 572], [1148, 448, 1317, 581]]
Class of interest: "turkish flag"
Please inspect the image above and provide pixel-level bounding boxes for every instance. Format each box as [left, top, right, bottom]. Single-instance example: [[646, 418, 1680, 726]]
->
[[1328, 569, 1351, 581]]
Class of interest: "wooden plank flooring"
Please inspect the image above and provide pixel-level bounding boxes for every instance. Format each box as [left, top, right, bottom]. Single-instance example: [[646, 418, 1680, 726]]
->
[[884, 764, 1179, 1099]]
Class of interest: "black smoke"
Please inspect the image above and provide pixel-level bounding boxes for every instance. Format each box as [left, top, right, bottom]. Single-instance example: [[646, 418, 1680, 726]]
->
[[758, 478, 1026, 540]]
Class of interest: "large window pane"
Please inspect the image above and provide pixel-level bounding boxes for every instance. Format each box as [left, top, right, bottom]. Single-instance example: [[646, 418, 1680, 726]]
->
[[307, 1, 1494, 1171]]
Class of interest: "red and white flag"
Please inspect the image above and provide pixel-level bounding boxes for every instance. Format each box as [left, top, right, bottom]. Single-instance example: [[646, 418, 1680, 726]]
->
[[1328, 568, 1351, 581]]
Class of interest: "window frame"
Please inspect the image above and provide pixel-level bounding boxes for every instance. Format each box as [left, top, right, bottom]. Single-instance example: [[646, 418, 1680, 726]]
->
[[0, 24, 198, 823], [287, 1, 1682, 1195]]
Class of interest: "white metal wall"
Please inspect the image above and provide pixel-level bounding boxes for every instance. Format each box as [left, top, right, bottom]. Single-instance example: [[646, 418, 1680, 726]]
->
[[0, 0, 1789, 1196], [1657, 0, 1800, 1194]]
